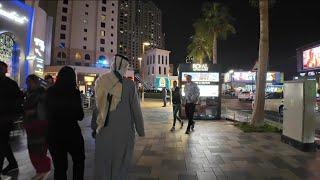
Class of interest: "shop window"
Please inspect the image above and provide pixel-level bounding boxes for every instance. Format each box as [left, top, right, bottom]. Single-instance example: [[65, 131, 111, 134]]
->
[[60, 34, 66, 39], [62, 7, 68, 13], [102, 6, 106, 12], [61, 24, 66, 30], [85, 54, 90, 60], [62, 16, 67, 22]]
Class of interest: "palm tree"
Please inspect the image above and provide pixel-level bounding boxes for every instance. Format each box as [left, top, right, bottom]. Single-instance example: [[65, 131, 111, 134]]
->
[[202, 3, 236, 64], [188, 20, 212, 64], [251, 0, 270, 126]]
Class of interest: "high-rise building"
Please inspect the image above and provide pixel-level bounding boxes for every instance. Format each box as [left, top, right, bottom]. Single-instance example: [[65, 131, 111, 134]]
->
[[51, 0, 118, 68], [118, 0, 164, 69]]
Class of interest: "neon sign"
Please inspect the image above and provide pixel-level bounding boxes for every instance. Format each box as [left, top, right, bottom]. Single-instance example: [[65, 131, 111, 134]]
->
[[0, 3, 28, 24], [192, 64, 208, 71], [33, 37, 45, 76]]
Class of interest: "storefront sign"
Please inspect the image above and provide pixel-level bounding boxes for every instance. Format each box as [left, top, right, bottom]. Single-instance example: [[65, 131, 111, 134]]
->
[[192, 64, 208, 71], [0, 3, 28, 24], [33, 37, 45, 76]]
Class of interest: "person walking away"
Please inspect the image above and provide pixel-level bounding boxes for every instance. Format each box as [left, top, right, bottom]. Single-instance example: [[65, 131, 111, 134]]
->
[[46, 66, 85, 180], [24, 75, 51, 180], [0, 61, 20, 180], [92, 55, 145, 180], [171, 81, 183, 131], [184, 75, 200, 134], [161, 87, 167, 107]]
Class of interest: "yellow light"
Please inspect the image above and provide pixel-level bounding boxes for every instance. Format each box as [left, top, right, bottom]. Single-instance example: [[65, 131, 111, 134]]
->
[[143, 42, 150, 46], [84, 76, 94, 82]]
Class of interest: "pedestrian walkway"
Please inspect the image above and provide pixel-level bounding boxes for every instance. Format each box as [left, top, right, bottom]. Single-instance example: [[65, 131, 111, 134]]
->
[[5, 99, 320, 180]]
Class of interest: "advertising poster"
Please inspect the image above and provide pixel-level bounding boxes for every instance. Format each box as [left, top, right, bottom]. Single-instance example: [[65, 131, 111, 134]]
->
[[181, 72, 219, 82], [303, 45, 320, 70], [154, 76, 170, 90]]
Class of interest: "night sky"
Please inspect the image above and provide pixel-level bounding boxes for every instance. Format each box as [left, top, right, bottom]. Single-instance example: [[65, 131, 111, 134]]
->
[[153, 0, 320, 79]]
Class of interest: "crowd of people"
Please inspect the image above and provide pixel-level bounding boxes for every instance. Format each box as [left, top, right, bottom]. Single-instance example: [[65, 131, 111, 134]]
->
[[0, 56, 145, 180], [0, 56, 199, 180]]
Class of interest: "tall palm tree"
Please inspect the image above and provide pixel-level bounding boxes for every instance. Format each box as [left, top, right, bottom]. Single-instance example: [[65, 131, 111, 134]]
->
[[251, 0, 270, 126], [202, 3, 236, 64], [188, 19, 212, 64]]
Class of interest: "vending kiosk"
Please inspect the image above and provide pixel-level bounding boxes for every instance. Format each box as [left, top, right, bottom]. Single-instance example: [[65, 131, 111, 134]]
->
[[178, 63, 221, 120]]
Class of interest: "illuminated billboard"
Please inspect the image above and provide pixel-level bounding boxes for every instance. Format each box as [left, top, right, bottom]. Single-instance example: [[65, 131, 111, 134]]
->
[[233, 72, 255, 81], [181, 72, 219, 82], [182, 85, 219, 97], [302, 45, 320, 70]]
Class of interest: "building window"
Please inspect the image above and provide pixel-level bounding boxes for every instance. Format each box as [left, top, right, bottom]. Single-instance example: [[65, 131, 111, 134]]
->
[[63, 0, 68, 5], [83, 37, 87, 41], [85, 12, 88, 15], [85, 63, 90, 66], [112, 10, 114, 14], [84, 28, 87, 32], [75, 62, 81, 66], [147, 56, 149, 65], [60, 33, 66, 39], [83, 19, 87, 24], [59, 42, 65, 48], [85, 54, 90, 60], [153, 55, 155, 64], [111, 26, 114, 29], [148, 67, 150, 75], [111, 41, 113, 45], [101, 22, 105, 28], [75, 52, 81, 60], [100, 47, 105, 52], [111, 49, 114, 53], [165, 56, 168, 65], [100, 39, 105, 44], [101, 15, 106, 21], [162, 56, 164, 64], [57, 52, 66, 59], [83, 46, 86, 49], [102, 0, 106, 4], [101, 30, 105, 37], [62, 16, 67, 22], [164, 67, 167, 75], [112, 3, 115, 6], [158, 55, 160, 64], [85, 4, 89, 7], [61, 24, 66, 30], [62, 7, 68, 13], [152, 66, 154, 74], [111, 33, 114, 37], [102, 6, 106, 12], [111, 18, 114, 22], [159, 67, 161, 75]]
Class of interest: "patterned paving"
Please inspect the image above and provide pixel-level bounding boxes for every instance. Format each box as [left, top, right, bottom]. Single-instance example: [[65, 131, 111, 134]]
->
[[4, 99, 320, 180]]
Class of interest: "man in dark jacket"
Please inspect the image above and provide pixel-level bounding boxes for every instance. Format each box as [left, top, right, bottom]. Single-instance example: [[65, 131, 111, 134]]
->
[[171, 81, 183, 131], [0, 61, 20, 177]]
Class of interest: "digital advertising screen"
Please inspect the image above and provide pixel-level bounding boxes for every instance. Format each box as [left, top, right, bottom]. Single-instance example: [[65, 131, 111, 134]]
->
[[154, 76, 170, 90], [233, 72, 255, 81], [181, 72, 219, 82], [303, 45, 320, 70], [181, 85, 219, 97]]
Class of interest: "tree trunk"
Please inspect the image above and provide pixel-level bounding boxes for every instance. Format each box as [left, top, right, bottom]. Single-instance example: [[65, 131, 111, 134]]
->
[[212, 34, 218, 64], [251, 0, 269, 126]]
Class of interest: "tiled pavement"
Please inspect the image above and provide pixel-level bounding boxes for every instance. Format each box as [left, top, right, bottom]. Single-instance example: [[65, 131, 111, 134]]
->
[[5, 99, 320, 180]]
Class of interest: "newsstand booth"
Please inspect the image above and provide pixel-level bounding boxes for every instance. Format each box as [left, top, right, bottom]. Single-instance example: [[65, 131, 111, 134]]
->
[[178, 63, 221, 120]]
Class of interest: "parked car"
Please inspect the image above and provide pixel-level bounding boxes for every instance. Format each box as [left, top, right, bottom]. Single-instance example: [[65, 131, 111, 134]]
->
[[224, 89, 236, 96], [252, 92, 284, 117], [238, 91, 254, 101]]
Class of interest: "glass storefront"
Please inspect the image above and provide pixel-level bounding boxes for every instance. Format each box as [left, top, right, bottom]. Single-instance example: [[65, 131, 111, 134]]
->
[[0, 33, 19, 81]]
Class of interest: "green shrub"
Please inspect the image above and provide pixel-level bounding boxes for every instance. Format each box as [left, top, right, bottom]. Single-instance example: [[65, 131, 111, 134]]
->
[[234, 122, 281, 133]]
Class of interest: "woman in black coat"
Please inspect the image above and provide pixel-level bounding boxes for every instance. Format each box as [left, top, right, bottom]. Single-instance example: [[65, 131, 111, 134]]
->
[[46, 66, 85, 180]]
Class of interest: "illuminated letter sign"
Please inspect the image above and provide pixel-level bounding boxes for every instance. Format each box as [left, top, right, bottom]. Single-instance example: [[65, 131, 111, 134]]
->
[[33, 37, 45, 76], [0, 3, 29, 24], [192, 64, 209, 71]]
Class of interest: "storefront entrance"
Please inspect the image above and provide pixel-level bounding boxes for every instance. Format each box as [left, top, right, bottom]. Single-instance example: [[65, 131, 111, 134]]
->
[[0, 32, 20, 81]]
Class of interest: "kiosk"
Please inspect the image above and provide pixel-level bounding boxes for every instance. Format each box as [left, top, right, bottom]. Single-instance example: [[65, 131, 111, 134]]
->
[[178, 63, 221, 120]]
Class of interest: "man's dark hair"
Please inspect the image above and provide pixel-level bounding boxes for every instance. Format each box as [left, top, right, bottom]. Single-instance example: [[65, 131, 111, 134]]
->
[[44, 74, 53, 80], [0, 61, 8, 68], [27, 74, 40, 85]]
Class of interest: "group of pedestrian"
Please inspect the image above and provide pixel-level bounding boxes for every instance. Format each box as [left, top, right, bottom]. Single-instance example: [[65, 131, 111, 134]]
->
[[170, 75, 200, 134], [1, 55, 145, 180]]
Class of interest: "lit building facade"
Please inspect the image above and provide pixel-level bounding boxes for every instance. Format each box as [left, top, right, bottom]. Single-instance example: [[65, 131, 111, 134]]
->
[[118, 0, 164, 69], [143, 48, 170, 89], [52, 0, 118, 68], [0, 0, 52, 86]]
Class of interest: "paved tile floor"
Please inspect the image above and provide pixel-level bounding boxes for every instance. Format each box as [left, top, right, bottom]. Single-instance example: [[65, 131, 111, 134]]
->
[[5, 99, 320, 180]]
